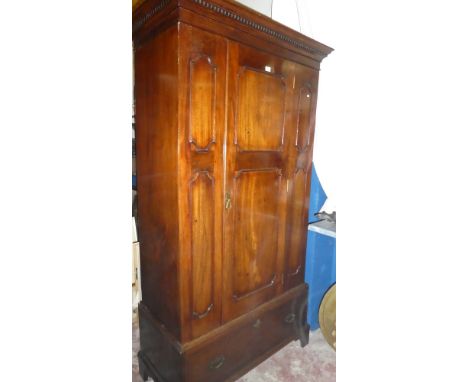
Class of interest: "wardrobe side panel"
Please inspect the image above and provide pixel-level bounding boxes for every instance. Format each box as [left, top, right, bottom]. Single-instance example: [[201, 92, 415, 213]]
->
[[135, 25, 181, 339]]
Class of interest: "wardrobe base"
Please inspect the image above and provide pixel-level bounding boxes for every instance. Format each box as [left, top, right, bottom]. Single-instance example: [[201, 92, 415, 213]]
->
[[138, 284, 310, 382]]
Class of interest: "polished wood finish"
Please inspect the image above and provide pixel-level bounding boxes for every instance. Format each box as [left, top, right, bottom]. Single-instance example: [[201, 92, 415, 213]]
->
[[184, 285, 308, 382], [138, 284, 309, 382], [284, 64, 319, 290], [133, 0, 332, 380], [223, 42, 291, 322], [134, 25, 181, 338], [179, 25, 227, 341]]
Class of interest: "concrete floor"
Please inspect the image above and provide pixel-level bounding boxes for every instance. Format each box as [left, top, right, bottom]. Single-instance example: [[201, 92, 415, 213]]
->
[[132, 319, 336, 382]]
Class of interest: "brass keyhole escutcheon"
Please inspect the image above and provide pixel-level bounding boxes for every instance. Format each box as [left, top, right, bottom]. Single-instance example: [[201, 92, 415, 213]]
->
[[225, 192, 232, 209]]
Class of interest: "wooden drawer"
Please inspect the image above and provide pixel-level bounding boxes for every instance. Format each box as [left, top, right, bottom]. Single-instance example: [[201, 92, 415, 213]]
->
[[184, 288, 307, 382], [138, 285, 309, 382]]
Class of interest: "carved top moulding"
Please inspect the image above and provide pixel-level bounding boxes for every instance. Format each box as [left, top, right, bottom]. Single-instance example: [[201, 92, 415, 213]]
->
[[132, 0, 333, 62]]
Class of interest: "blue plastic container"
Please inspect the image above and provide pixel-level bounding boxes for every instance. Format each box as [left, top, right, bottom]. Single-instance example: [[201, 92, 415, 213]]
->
[[305, 164, 336, 329], [305, 223, 336, 329]]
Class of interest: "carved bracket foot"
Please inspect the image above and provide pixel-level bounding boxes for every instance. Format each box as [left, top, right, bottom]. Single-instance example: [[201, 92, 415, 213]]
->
[[293, 293, 310, 347], [138, 351, 149, 381]]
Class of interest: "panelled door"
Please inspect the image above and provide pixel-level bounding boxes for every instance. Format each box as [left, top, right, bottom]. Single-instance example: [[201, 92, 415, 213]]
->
[[284, 63, 320, 290], [178, 25, 227, 340], [222, 42, 298, 321]]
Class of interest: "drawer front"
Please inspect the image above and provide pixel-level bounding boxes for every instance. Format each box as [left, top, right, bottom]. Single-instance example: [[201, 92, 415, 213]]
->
[[184, 290, 307, 382]]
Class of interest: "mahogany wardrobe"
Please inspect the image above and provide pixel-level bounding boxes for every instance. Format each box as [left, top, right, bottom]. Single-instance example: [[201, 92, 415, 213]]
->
[[133, 1, 332, 381]]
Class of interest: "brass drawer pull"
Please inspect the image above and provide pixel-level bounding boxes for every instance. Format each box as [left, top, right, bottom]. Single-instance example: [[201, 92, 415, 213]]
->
[[209, 355, 225, 370], [192, 303, 214, 320], [284, 313, 296, 324]]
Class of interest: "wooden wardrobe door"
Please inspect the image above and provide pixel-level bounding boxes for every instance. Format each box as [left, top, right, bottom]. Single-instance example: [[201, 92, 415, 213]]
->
[[178, 25, 227, 340], [222, 42, 296, 322], [284, 64, 319, 290]]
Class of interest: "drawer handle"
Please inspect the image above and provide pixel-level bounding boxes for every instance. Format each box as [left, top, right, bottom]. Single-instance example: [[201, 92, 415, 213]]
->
[[284, 313, 296, 324], [209, 355, 225, 370], [192, 303, 214, 320], [253, 319, 262, 329]]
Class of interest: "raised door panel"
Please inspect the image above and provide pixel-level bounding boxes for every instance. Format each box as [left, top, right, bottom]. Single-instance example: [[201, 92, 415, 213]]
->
[[285, 168, 308, 284], [235, 68, 286, 151], [189, 171, 215, 320], [232, 169, 281, 300], [178, 25, 227, 341], [223, 42, 296, 322], [295, 85, 317, 152], [189, 55, 217, 151]]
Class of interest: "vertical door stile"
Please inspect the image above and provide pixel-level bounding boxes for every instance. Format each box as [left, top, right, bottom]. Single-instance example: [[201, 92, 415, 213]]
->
[[221, 40, 237, 324]]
